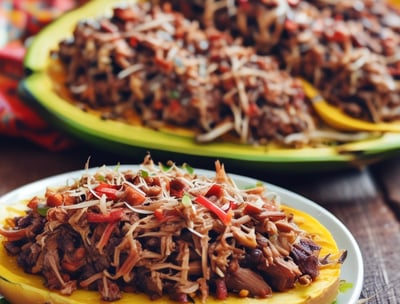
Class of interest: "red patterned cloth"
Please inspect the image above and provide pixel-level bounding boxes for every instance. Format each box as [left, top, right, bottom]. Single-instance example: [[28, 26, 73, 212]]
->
[[0, 0, 86, 150]]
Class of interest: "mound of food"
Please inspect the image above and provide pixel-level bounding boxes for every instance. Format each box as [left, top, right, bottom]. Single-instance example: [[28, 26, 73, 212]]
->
[[50, 0, 400, 149], [158, 0, 400, 123], [52, 3, 321, 147], [0, 155, 346, 303]]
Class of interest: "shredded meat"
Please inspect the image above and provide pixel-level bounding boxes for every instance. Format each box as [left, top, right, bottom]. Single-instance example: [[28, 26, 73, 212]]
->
[[226, 259, 272, 297], [291, 237, 321, 279], [52, 3, 323, 148], [0, 155, 346, 302], [160, 0, 400, 123]]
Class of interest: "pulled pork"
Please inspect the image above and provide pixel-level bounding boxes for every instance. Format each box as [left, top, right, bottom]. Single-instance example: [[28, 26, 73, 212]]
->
[[52, 3, 321, 147], [158, 0, 400, 123], [0, 155, 346, 302]]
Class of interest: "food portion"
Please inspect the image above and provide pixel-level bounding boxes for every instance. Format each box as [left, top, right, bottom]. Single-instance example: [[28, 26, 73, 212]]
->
[[52, 3, 321, 147], [49, 0, 400, 149], [0, 155, 346, 303], [280, 0, 400, 123], [158, 0, 400, 123]]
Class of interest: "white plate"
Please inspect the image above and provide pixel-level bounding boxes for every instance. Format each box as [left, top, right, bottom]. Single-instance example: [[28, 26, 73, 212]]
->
[[0, 165, 363, 304]]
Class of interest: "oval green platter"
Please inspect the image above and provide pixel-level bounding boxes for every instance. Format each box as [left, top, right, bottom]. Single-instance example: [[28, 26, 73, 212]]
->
[[20, 0, 400, 171]]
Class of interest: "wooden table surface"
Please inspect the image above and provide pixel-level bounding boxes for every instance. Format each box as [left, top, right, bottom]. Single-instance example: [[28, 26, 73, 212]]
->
[[1, 135, 400, 303]]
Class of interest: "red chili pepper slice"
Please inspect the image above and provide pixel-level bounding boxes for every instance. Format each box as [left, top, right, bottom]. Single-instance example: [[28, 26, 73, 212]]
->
[[129, 36, 138, 47], [27, 196, 40, 209], [222, 201, 238, 212], [153, 208, 181, 223], [87, 208, 124, 223], [94, 183, 119, 200], [243, 203, 263, 215], [238, 0, 250, 11], [206, 184, 223, 198], [284, 19, 298, 33], [246, 102, 260, 117], [168, 99, 182, 114], [154, 208, 164, 221], [123, 186, 146, 205], [326, 30, 348, 43], [194, 195, 232, 225]]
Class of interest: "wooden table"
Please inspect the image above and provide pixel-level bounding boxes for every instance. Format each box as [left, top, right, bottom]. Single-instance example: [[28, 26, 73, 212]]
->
[[1, 135, 399, 303]]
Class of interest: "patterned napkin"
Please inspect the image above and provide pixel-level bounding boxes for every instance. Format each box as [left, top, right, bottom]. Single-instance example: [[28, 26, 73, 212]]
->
[[0, 0, 87, 150]]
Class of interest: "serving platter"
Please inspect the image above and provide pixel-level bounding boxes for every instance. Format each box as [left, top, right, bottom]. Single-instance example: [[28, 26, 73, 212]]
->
[[0, 165, 363, 304], [20, 0, 400, 171]]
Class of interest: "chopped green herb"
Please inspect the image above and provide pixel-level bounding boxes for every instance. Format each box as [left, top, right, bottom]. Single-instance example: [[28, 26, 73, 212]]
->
[[139, 169, 149, 178], [169, 90, 180, 99], [245, 181, 264, 189], [182, 163, 194, 174], [338, 280, 353, 293], [161, 163, 172, 172], [96, 175, 106, 182], [37, 206, 49, 217], [182, 194, 193, 207]]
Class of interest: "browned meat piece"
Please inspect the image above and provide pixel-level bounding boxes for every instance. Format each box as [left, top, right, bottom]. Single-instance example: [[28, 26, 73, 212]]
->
[[226, 260, 272, 298], [98, 278, 122, 301], [290, 237, 321, 279], [259, 257, 301, 291]]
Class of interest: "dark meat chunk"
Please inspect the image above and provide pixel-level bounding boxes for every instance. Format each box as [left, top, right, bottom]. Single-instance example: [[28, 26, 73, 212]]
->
[[259, 257, 301, 291], [226, 260, 272, 298], [135, 268, 163, 300], [290, 237, 321, 279], [98, 277, 122, 301]]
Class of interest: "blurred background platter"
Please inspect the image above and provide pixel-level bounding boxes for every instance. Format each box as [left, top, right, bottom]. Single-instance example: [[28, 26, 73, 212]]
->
[[20, 0, 400, 171]]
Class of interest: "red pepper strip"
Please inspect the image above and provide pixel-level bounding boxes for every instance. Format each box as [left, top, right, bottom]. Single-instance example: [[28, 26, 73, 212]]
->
[[96, 222, 118, 253], [222, 201, 238, 212], [206, 184, 223, 198], [168, 99, 182, 114], [194, 195, 232, 225], [284, 19, 298, 32], [27, 196, 40, 209], [94, 183, 119, 200], [326, 29, 348, 43], [154, 208, 180, 223], [123, 186, 146, 206], [243, 203, 263, 215], [246, 102, 260, 117], [154, 208, 164, 221], [87, 208, 124, 223]]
